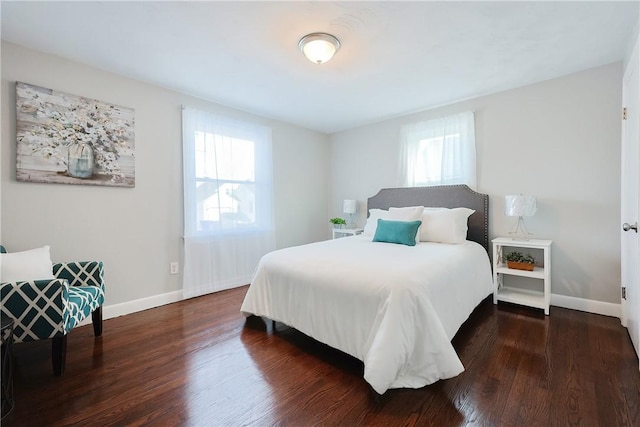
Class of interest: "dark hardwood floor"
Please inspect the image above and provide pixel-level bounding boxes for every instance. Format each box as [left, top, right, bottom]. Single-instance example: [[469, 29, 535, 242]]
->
[[3, 286, 639, 426]]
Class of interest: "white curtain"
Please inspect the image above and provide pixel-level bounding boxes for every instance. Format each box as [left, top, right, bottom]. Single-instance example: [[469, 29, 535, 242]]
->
[[182, 107, 275, 299], [400, 111, 476, 189]]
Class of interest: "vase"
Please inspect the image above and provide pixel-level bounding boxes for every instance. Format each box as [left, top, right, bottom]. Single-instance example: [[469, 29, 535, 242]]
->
[[67, 142, 94, 179]]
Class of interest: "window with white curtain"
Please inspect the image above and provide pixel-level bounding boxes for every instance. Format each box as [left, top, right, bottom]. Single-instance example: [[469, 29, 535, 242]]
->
[[193, 130, 257, 233], [182, 107, 274, 298], [400, 111, 476, 189]]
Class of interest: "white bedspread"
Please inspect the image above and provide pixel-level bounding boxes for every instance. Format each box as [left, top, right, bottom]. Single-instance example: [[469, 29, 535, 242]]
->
[[240, 235, 493, 394]]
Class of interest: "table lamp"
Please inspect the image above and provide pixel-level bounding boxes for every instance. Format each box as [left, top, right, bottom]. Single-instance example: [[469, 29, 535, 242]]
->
[[504, 194, 537, 240], [343, 199, 357, 229]]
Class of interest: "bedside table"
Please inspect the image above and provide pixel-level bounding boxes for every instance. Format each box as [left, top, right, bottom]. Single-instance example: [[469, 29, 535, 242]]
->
[[332, 228, 363, 239], [492, 237, 552, 315]]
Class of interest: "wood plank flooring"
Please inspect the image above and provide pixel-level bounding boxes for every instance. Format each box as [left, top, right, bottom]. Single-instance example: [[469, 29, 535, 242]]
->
[[3, 286, 639, 426]]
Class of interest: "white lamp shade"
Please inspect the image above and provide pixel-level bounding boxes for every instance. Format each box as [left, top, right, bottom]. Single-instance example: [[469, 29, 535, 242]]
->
[[343, 199, 357, 214], [504, 195, 537, 217], [299, 33, 340, 64]]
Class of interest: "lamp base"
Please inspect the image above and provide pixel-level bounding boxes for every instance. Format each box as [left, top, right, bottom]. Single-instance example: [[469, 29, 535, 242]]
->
[[346, 213, 355, 229], [509, 216, 533, 241]]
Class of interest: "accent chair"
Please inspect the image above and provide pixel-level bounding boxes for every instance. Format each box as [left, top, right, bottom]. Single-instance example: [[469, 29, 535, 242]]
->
[[0, 246, 105, 375]]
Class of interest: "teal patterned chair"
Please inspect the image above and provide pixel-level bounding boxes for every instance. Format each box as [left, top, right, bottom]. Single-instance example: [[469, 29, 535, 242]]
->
[[0, 246, 105, 375]]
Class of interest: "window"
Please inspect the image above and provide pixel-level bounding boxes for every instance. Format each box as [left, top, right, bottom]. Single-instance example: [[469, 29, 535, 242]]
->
[[183, 108, 273, 236], [400, 111, 476, 188], [194, 131, 257, 232], [182, 107, 274, 298]]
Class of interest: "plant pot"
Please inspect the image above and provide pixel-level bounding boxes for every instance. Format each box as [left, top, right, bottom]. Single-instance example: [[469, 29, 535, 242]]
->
[[507, 261, 534, 271]]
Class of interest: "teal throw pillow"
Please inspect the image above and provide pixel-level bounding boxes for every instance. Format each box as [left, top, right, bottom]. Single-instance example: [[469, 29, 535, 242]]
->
[[372, 219, 422, 246]]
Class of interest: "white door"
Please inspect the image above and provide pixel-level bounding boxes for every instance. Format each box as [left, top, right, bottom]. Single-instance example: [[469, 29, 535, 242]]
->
[[621, 41, 640, 359]]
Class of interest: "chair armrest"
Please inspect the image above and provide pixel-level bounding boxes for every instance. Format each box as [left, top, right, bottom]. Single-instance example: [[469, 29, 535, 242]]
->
[[54, 261, 105, 290], [0, 279, 69, 342]]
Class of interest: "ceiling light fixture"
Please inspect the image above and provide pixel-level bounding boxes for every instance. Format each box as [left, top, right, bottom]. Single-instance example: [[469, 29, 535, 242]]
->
[[298, 33, 341, 64]]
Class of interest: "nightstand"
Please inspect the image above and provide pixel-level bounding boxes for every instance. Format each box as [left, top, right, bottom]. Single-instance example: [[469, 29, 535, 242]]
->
[[492, 237, 552, 315], [332, 228, 363, 239]]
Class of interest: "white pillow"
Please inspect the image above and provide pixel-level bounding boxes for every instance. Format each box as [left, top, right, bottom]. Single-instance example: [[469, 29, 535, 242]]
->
[[388, 206, 425, 220], [420, 208, 475, 244], [363, 209, 389, 236], [389, 206, 424, 243], [1, 246, 55, 282], [364, 206, 424, 242]]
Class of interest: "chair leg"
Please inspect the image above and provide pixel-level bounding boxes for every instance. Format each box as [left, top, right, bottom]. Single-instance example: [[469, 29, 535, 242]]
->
[[91, 306, 103, 337], [52, 335, 67, 376]]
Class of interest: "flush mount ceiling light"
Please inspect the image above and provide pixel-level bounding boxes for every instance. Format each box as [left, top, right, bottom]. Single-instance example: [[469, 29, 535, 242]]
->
[[298, 33, 341, 64]]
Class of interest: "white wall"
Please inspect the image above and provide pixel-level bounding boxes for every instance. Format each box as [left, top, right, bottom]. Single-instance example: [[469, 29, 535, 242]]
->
[[624, 19, 640, 70], [0, 41, 626, 308], [331, 63, 623, 304], [1, 42, 330, 306]]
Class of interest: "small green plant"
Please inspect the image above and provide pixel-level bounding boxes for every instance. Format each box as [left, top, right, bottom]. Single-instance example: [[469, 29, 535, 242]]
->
[[504, 251, 535, 264], [329, 217, 346, 225]]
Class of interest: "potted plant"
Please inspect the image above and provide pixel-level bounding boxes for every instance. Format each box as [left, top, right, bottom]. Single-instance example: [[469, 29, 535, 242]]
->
[[504, 251, 535, 271], [329, 217, 347, 229]]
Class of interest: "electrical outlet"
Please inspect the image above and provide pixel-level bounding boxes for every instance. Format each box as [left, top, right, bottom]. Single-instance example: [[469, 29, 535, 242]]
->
[[170, 261, 179, 275]]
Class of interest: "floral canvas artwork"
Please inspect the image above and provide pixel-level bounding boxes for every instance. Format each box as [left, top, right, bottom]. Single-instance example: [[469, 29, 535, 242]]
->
[[16, 82, 135, 187]]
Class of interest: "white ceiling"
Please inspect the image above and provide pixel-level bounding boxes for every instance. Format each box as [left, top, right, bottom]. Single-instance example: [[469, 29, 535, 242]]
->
[[2, 1, 638, 134]]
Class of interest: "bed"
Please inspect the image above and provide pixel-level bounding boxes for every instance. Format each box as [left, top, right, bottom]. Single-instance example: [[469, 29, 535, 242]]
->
[[240, 185, 493, 394]]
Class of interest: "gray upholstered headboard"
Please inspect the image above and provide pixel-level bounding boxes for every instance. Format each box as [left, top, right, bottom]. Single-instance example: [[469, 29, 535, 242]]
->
[[367, 184, 489, 253]]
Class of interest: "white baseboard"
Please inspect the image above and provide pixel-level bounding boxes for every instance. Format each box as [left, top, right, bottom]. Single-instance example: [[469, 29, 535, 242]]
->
[[76, 289, 621, 328], [77, 290, 184, 327], [551, 293, 620, 318]]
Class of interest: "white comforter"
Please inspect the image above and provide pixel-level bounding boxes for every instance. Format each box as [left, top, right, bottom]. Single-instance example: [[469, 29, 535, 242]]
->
[[240, 235, 493, 394]]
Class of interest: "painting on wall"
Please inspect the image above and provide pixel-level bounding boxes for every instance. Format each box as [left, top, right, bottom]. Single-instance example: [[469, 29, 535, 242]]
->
[[16, 82, 135, 187]]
